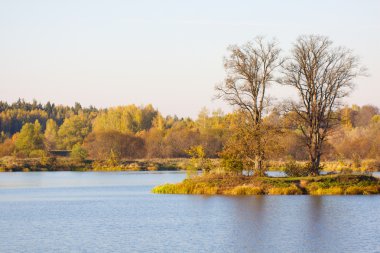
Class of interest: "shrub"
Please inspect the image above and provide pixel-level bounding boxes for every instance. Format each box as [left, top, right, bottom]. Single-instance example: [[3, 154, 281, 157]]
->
[[283, 160, 309, 177], [29, 149, 46, 158], [70, 144, 88, 162], [0, 139, 15, 157], [186, 145, 212, 173], [220, 157, 244, 175]]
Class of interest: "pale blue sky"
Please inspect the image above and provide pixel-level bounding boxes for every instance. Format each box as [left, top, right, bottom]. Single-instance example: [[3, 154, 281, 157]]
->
[[1, 0, 379, 118]]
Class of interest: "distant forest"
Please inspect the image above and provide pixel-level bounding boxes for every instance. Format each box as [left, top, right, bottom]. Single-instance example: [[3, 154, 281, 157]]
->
[[0, 99, 379, 161]]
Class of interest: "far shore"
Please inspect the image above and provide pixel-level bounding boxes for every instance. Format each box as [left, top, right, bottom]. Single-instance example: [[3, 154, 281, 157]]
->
[[1, 157, 380, 174]]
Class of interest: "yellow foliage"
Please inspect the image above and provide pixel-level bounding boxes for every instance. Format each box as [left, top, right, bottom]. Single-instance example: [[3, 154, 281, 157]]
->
[[309, 187, 344, 195], [267, 185, 303, 195], [345, 186, 379, 195], [224, 185, 263, 195]]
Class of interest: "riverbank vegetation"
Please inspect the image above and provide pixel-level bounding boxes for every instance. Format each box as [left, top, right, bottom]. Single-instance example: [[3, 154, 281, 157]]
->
[[0, 157, 192, 172], [152, 174, 380, 195]]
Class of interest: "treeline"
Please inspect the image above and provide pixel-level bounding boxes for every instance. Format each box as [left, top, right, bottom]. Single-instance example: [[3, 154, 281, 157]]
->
[[0, 99, 379, 162]]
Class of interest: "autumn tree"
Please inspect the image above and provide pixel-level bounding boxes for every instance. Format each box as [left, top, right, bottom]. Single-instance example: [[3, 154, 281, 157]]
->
[[196, 108, 225, 157], [83, 131, 145, 160], [281, 35, 364, 175], [353, 105, 379, 127], [216, 37, 283, 176], [144, 114, 168, 158], [220, 111, 282, 175], [14, 120, 45, 157], [164, 121, 201, 157], [0, 138, 15, 157], [57, 114, 91, 150], [92, 105, 157, 134], [186, 145, 211, 174], [44, 119, 58, 150], [70, 143, 88, 162]]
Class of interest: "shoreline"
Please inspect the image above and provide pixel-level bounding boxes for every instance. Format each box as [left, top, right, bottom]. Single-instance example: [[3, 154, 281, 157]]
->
[[1, 157, 379, 173]]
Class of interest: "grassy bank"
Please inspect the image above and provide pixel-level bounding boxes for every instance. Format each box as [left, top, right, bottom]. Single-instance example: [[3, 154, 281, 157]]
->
[[0, 156, 190, 172], [152, 174, 380, 195]]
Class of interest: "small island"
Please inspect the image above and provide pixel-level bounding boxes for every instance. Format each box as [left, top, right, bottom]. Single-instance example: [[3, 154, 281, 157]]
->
[[152, 174, 380, 195], [152, 35, 380, 196]]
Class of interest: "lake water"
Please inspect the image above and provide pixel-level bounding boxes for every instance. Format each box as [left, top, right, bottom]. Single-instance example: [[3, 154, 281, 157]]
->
[[0, 171, 380, 253]]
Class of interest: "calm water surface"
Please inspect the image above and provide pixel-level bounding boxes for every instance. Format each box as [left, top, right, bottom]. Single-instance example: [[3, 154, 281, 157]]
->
[[0, 171, 380, 253]]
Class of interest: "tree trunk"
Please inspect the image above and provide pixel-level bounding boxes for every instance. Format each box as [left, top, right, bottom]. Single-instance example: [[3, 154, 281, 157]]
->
[[254, 155, 265, 177], [309, 152, 321, 176]]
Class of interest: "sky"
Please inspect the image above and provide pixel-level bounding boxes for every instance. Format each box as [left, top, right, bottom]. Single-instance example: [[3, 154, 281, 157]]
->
[[0, 0, 379, 118]]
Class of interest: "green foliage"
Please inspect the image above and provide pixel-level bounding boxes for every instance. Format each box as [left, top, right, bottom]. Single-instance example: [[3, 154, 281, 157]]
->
[[70, 144, 88, 162], [29, 149, 47, 158], [283, 160, 310, 177], [57, 114, 91, 150], [372, 115, 380, 123], [44, 119, 58, 150], [186, 145, 211, 174], [14, 120, 44, 157], [220, 156, 244, 174]]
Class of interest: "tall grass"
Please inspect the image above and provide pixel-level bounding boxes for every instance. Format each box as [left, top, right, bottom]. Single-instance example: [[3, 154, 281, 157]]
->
[[224, 185, 264, 195], [308, 186, 344, 195], [267, 185, 303, 195], [151, 182, 218, 195]]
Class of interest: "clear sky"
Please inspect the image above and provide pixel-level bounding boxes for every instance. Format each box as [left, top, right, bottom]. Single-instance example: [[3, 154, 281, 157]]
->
[[1, 0, 379, 118]]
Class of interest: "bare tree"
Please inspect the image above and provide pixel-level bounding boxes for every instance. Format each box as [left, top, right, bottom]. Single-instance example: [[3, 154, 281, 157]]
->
[[281, 35, 365, 175], [216, 37, 283, 176]]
